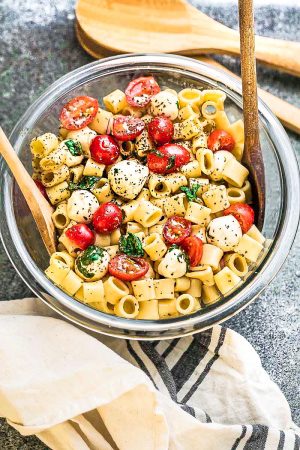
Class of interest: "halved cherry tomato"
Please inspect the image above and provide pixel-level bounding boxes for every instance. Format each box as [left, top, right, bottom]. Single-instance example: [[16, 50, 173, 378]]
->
[[148, 116, 174, 145], [180, 236, 203, 267], [65, 224, 95, 250], [112, 116, 145, 141], [147, 143, 190, 175], [163, 216, 192, 244], [207, 129, 235, 152], [93, 202, 123, 234], [90, 135, 120, 165], [223, 203, 254, 233], [108, 254, 149, 281], [60, 96, 99, 130], [34, 179, 49, 201], [125, 76, 160, 108]]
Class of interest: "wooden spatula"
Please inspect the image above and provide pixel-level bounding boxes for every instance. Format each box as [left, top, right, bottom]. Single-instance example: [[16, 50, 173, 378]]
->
[[75, 21, 300, 136], [239, 0, 265, 229], [76, 0, 300, 76], [0, 128, 56, 255]]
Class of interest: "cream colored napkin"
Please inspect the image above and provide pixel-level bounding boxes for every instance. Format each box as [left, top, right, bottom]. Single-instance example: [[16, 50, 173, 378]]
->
[[0, 298, 298, 450]]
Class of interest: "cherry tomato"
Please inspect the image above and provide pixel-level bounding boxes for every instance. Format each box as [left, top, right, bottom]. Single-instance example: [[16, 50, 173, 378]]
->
[[148, 116, 174, 145], [112, 116, 145, 141], [34, 180, 49, 201], [223, 203, 255, 233], [207, 129, 235, 152], [163, 216, 192, 244], [93, 202, 123, 234], [108, 254, 149, 281], [60, 96, 99, 130], [180, 236, 203, 267], [90, 135, 120, 165], [147, 143, 190, 175], [65, 224, 95, 250], [125, 76, 160, 108]]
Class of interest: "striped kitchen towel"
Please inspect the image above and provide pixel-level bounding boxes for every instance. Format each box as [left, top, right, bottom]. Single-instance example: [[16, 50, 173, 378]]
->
[[0, 298, 299, 450]]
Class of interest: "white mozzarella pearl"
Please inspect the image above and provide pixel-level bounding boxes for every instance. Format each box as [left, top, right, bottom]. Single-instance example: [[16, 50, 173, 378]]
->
[[67, 190, 99, 223], [206, 215, 242, 251], [108, 159, 149, 200], [210, 151, 234, 181], [158, 248, 187, 278], [149, 91, 179, 120], [75, 247, 110, 281]]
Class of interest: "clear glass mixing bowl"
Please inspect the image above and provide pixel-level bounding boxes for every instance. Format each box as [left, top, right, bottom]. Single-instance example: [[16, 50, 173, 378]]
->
[[0, 54, 299, 339]]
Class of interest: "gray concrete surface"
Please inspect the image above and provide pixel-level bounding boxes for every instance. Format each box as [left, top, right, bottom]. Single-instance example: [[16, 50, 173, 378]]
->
[[0, 0, 299, 448]]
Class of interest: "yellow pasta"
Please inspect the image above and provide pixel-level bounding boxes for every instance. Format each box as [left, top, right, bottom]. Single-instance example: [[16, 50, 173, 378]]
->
[[202, 185, 230, 213], [114, 295, 139, 318], [200, 244, 223, 270], [153, 278, 175, 299], [133, 200, 162, 228], [137, 300, 159, 320], [50, 251, 74, 269], [185, 202, 211, 226], [164, 193, 187, 217], [46, 181, 70, 205], [234, 234, 264, 263], [144, 233, 168, 261], [174, 277, 191, 292], [132, 279, 156, 301], [103, 276, 129, 305], [89, 108, 113, 134], [51, 202, 70, 230], [202, 285, 221, 306], [59, 270, 83, 296], [186, 265, 214, 286], [196, 148, 215, 175], [83, 158, 105, 177], [158, 299, 178, 319], [103, 89, 127, 113], [148, 174, 172, 198], [30, 133, 58, 158], [222, 158, 249, 188], [214, 267, 241, 295], [178, 88, 202, 110], [176, 294, 198, 315], [223, 253, 248, 277]]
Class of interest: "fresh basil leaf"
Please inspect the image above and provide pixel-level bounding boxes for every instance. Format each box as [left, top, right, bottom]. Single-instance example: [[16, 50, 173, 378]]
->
[[180, 184, 201, 202], [151, 149, 165, 158], [65, 139, 83, 156], [75, 245, 105, 279], [119, 233, 144, 257], [69, 176, 100, 191]]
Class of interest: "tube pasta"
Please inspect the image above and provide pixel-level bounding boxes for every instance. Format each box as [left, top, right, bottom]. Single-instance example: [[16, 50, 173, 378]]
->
[[133, 200, 162, 227], [114, 295, 139, 318], [176, 294, 197, 315], [196, 148, 215, 175], [178, 88, 202, 110], [122, 201, 139, 223], [153, 278, 175, 299], [164, 193, 187, 218], [202, 185, 230, 213], [30, 133, 59, 157], [227, 187, 246, 204], [178, 105, 199, 121], [246, 224, 265, 245], [135, 129, 153, 157], [174, 277, 191, 292], [214, 267, 241, 295], [46, 181, 70, 205], [67, 127, 97, 157], [40, 147, 66, 171], [202, 285, 221, 306], [222, 158, 249, 188], [69, 165, 84, 183], [91, 178, 114, 203], [234, 234, 264, 263], [223, 253, 248, 277], [201, 101, 218, 120], [199, 89, 226, 109], [50, 251, 74, 269], [185, 202, 211, 226], [137, 300, 159, 320], [173, 117, 201, 140], [51, 202, 70, 229], [94, 233, 111, 247], [200, 244, 223, 270], [180, 160, 202, 178], [148, 174, 172, 198], [144, 233, 168, 261], [79, 280, 105, 304], [165, 173, 187, 192], [186, 265, 214, 286], [110, 228, 122, 245], [83, 158, 105, 177], [59, 270, 83, 295], [103, 89, 127, 114], [45, 259, 70, 284], [191, 225, 207, 243], [192, 134, 208, 153], [132, 279, 156, 301], [185, 279, 202, 297], [158, 299, 178, 319], [41, 164, 69, 187], [103, 276, 129, 305], [89, 108, 113, 134]]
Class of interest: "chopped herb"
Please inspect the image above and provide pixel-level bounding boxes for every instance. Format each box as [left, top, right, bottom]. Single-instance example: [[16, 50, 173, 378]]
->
[[69, 176, 100, 191], [76, 245, 105, 279], [180, 184, 201, 202], [166, 155, 176, 170], [168, 244, 180, 252], [119, 233, 144, 257], [151, 149, 165, 158], [176, 100, 180, 109], [64, 139, 83, 156]]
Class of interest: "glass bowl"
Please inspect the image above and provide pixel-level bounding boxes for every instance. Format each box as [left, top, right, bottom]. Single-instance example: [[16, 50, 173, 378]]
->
[[0, 54, 299, 339]]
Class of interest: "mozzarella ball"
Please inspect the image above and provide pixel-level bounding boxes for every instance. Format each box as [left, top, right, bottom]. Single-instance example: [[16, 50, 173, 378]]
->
[[206, 215, 242, 251], [158, 248, 187, 278], [75, 246, 109, 281], [149, 91, 179, 120], [108, 159, 149, 200], [210, 151, 234, 181], [67, 190, 99, 223]]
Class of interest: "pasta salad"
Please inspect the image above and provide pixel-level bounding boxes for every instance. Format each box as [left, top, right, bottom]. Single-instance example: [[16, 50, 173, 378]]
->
[[30, 76, 265, 320]]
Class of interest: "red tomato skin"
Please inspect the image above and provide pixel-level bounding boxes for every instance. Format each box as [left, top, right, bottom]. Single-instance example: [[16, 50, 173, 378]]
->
[[180, 236, 203, 267], [65, 224, 95, 250], [148, 116, 174, 145], [34, 180, 49, 201], [60, 96, 99, 131], [112, 116, 145, 141], [163, 216, 192, 244], [125, 76, 160, 108], [90, 135, 120, 165], [92, 202, 123, 234], [223, 203, 255, 233], [108, 255, 149, 281], [147, 144, 190, 175], [207, 130, 235, 152]]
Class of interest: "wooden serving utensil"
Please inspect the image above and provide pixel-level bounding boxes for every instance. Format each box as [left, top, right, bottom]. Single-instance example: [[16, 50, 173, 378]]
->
[[238, 0, 265, 229], [0, 128, 56, 255], [75, 21, 300, 136], [76, 0, 300, 76]]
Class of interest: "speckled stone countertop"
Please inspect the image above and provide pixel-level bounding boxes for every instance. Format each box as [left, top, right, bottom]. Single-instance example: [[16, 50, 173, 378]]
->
[[0, 0, 299, 448]]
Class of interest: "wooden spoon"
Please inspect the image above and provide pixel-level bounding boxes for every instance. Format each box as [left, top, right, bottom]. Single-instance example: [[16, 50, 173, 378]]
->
[[76, 0, 300, 76], [75, 21, 300, 136], [0, 128, 56, 255], [239, 0, 265, 229]]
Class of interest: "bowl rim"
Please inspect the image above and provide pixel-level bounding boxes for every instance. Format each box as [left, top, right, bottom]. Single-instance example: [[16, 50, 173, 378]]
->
[[1, 53, 299, 338]]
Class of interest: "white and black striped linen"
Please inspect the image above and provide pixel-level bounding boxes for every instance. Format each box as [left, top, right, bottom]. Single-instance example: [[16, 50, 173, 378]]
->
[[106, 326, 299, 450]]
